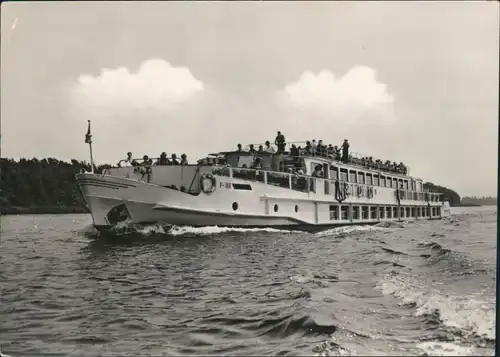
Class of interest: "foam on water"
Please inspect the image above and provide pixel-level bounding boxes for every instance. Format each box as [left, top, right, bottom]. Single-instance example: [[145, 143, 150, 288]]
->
[[114, 223, 392, 237], [377, 272, 495, 340], [416, 342, 474, 356], [135, 224, 300, 236], [316, 224, 392, 237]]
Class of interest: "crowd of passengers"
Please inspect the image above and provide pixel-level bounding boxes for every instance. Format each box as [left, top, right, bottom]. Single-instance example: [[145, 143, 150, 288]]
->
[[234, 131, 408, 175], [118, 152, 189, 167]]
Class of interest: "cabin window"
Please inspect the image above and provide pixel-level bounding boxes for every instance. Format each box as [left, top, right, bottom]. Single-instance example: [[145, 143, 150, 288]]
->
[[394, 178, 399, 188], [404, 180, 409, 190], [413, 192, 418, 201], [349, 170, 357, 183], [406, 207, 411, 217], [362, 206, 369, 219], [353, 206, 360, 220], [386, 177, 392, 188], [373, 174, 379, 186], [393, 207, 398, 218], [340, 168, 348, 182], [341, 205, 349, 220], [380, 176, 386, 187], [411, 181, 416, 191], [386, 206, 392, 218], [329, 205, 339, 220], [237, 155, 254, 168], [357, 172, 365, 184], [370, 206, 377, 219], [366, 173, 373, 185], [330, 166, 338, 180]]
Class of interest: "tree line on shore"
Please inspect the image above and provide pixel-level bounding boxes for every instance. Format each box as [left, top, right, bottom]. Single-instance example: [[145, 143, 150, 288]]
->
[[0, 157, 462, 215], [461, 196, 497, 206]]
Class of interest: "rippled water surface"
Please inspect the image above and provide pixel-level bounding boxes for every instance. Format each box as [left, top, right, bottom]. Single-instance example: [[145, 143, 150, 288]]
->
[[0, 206, 496, 356]]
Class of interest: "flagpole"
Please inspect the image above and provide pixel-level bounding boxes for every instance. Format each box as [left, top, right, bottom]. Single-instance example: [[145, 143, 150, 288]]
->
[[86, 120, 95, 174]]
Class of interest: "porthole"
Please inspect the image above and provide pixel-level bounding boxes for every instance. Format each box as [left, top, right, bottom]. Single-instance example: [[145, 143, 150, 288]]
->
[[274, 204, 279, 212], [294, 205, 298, 213], [232, 202, 238, 211]]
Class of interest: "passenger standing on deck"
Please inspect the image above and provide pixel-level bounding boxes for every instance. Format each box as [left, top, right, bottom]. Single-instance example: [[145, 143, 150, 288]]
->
[[290, 144, 300, 169], [341, 139, 350, 163], [334, 146, 341, 160], [275, 131, 286, 153], [119, 152, 137, 167], [311, 140, 317, 156], [327, 144, 334, 158], [265, 141, 275, 153], [180, 154, 188, 165], [171, 153, 180, 165], [248, 144, 256, 154], [237, 143, 243, 152], [157, 152, 170, 165]]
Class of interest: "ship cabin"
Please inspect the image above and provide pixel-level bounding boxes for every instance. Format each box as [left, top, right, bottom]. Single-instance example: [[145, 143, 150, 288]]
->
[[213, 149, 439, 202]]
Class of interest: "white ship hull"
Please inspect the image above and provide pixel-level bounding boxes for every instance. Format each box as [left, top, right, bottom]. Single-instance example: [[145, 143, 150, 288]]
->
[[76, 164, 446, 232]]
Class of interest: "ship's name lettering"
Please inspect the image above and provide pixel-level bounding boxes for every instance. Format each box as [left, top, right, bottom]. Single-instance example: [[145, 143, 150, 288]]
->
[[220, 182, 231, 189]]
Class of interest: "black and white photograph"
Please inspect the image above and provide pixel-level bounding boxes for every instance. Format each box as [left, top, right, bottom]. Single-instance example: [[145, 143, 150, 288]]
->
[[1, 1, 498, 356]]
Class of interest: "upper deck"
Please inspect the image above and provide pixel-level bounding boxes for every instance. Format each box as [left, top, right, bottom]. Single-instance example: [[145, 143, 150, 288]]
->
[[115, 140, 439, 197], [200, 141, 426, 192]]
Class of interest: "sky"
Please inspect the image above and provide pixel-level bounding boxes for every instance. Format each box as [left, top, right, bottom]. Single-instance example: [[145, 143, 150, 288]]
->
[[1, 1, 498, 197]]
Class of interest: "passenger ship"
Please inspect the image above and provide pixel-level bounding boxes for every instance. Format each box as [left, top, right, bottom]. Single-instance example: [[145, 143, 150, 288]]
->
[[76, 142, 451, 232]]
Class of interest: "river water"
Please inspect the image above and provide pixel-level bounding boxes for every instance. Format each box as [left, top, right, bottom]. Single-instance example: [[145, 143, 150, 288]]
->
[[0, 206, 496, 356]]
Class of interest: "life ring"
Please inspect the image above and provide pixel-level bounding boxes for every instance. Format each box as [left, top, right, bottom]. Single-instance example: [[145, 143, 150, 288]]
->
[[335, 180, 348, 203], [200, 172, 216, 194]]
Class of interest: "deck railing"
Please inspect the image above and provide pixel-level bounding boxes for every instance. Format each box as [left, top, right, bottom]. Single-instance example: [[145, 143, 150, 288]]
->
[[212, 165, 441, 202], [243, 141, 410, 175]]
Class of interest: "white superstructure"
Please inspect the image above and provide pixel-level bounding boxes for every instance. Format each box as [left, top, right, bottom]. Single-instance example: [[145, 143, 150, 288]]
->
[[76, 145, 447, 232]]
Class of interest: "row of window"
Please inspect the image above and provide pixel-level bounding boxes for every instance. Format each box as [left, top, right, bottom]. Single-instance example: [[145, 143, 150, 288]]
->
[[329, 205, 440, 220], [330, 167, 420, 191]]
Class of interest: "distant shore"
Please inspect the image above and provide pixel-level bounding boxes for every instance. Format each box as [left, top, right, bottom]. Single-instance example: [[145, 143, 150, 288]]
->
[[1, 206, 89, 216], [451, 203, 482, 207]]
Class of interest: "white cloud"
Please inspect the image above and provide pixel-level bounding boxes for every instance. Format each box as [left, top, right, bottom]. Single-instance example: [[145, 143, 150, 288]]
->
[[272, 66, 399, 163], [282, 66, 395, 123], [71, 58, 204, 116], [66, 59, 205, 163]]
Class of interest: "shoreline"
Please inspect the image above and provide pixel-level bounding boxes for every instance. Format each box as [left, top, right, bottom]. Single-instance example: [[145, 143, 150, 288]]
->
[[1, 206, 89, 216]]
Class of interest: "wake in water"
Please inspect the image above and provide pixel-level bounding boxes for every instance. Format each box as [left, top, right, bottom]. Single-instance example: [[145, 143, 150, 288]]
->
[[83, 221, 398, 239], [377, 270, 495, 356]]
